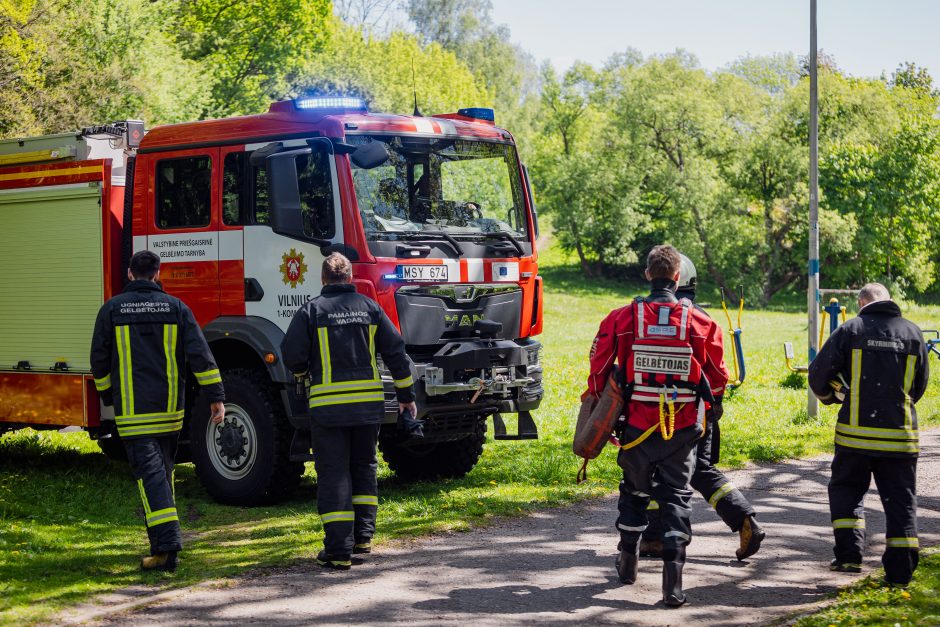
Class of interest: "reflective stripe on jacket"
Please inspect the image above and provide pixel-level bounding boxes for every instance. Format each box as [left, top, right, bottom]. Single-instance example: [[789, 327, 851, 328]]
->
[[809, 300, 929, 457], [90, 280, 225, 438], [281, 283, 415, 427]]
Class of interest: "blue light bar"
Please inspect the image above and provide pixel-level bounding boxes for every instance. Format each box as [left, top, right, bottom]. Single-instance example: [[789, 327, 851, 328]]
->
[[295, 96, 368, 111], [458, 107, 495, 122], [383, 273, 402, 280]]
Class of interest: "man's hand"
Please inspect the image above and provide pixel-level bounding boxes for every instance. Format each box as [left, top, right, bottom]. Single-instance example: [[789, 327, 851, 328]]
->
[[399, 401, 417, 417], [210, 401, 225, 425]]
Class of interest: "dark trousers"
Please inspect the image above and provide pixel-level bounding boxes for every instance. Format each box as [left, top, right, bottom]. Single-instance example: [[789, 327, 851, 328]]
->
[[829, 449, 919, 584], [312, 422, 380, 557], [617, 424, 700, 553], [645, 420, 756, 539], [124, 434, 182, 554]]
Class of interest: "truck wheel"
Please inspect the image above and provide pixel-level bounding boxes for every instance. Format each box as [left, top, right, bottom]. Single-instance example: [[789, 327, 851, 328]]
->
[[97, 434, 127, 462], [190, 368, 303, 506], [379, 417, 485, 480]]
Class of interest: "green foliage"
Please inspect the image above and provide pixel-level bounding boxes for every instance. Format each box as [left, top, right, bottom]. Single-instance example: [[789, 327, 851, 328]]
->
[[529, 51, 940, 305], [174, 0, 333, 117], [296, 21, 491, 115], [404, 0, 538, 145]]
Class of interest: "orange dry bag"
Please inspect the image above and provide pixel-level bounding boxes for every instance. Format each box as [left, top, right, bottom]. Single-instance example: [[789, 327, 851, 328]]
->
[[573, 373, 624, 483]]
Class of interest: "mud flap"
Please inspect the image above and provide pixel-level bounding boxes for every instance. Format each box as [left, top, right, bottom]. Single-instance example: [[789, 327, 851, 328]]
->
[[493, 411, 538, 440]]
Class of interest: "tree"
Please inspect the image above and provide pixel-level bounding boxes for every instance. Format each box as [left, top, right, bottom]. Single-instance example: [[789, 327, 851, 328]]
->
[[296, 21, 491, 116], [404, 0, 537, 140], [174, 0, 333, 117], [0, 0, 46, 136], [333, 0, 400, 34], [1, 0, 210, 138], [533, 63, 650, 276], [822, 116, 940, 293], [725, 53, 800, 95], [890, 61, 935, 94]]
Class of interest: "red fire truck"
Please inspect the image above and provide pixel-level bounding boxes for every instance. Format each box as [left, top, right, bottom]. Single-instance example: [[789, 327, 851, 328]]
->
[[0, 97, 543, 504]]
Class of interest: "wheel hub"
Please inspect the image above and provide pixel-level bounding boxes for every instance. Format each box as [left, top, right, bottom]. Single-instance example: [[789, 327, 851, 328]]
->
[[206, 403, 258, 480], [217, 420, 246, 460]]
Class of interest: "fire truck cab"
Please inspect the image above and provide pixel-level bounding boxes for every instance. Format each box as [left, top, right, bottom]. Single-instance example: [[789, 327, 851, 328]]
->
[[0, 97, 544, 505]]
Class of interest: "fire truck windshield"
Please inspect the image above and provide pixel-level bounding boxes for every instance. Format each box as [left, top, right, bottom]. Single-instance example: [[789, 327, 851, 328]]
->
[[349, 135, 529, 242]]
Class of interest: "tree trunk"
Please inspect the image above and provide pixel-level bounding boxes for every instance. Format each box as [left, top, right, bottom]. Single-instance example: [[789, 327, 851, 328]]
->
[[569, 217, 592, 277]]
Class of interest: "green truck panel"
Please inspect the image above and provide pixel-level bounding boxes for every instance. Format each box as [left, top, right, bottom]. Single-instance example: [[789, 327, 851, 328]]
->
[[0, 184, 104, 373]]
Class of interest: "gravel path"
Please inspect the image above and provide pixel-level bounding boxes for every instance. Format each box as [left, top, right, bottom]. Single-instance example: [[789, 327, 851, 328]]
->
[[60, 431, 940, 626]]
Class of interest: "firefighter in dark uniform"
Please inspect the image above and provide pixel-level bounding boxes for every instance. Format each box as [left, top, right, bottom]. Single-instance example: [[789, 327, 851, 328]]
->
[[586, 245, 728, 606], [809, 282, 928, 586], [641, 254, 765, 561], [90, 250, 225, 572], [282, 253, 416, 570]]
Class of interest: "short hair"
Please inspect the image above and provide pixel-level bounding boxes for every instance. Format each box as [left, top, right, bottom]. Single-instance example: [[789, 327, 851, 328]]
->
[[858, 282, 890, 307], [646, 245, 682, 281], [129, 250, 160, 280], [322, 252, 352, 284]]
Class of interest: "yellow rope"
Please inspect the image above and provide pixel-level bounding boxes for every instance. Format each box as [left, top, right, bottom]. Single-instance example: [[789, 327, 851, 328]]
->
[[658, 391, 677, 440]]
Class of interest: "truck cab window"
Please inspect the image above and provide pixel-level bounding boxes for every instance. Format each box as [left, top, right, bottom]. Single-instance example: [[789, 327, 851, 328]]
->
[[222, 152, 245, 226], [223, 152, 271, 226], [156, 156, 212, 229]]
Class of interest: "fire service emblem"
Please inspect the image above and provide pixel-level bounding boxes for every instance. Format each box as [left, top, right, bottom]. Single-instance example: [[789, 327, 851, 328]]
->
[[279, 248, 308, 288]]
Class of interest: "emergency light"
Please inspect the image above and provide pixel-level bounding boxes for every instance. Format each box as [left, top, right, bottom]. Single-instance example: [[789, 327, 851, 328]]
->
[[294, 96, 368, 112], [458, 107, 495, 122]]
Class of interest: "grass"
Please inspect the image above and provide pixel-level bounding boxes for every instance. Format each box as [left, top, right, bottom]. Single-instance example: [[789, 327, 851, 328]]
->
[[794, 550, 940, 626], [2, 240, 940, 624]]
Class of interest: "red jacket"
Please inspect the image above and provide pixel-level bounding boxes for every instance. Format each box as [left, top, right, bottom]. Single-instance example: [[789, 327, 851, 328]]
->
[[585, 281, 729, 432]]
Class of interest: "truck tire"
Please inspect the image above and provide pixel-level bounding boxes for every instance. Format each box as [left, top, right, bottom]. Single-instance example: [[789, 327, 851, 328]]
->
[[190, 368, 303, 506], [97, 434, 127, 462], [379, 417, 485, 480]]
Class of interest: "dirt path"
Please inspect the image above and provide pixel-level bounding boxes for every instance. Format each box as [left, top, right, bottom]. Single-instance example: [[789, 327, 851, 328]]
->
[[60, 432, 940, 626]]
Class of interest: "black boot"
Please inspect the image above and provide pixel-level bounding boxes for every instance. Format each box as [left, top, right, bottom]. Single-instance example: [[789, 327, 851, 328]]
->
[[616, 541, 640, 584], [662, 547, 687, 607]]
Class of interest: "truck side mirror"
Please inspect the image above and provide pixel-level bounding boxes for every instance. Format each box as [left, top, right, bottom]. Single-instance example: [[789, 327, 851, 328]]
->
[[521, 163, 539, 239], [266, 148, 312, 242], [266, 139, 335, 246], [350, 141, 389, 169]]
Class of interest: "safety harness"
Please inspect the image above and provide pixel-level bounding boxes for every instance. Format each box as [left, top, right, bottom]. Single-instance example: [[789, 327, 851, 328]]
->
[[619, 297, 704, 451]]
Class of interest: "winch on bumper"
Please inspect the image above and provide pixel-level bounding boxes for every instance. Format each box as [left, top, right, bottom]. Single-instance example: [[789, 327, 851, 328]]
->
[[381, 330, 543, 441]]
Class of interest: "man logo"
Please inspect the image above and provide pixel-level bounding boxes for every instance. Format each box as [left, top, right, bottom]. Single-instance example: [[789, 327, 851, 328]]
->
[[279, 248, 308, 288]]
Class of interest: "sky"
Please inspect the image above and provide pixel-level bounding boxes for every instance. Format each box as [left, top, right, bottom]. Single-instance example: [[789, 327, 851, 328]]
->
[[489, 0, 940, 80]]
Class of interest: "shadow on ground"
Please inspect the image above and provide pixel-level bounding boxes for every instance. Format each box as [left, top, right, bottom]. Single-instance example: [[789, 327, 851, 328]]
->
[[66, 433, 940, 626]]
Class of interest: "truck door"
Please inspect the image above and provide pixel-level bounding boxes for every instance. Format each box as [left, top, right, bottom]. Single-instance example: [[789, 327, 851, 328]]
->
[[143, 149, 222, 324], [240, 139, 345, 332]]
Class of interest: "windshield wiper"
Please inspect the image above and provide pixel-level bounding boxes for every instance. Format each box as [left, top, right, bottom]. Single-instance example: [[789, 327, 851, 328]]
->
[[484, 230, 524, 256], [398, 231, 464, 256]]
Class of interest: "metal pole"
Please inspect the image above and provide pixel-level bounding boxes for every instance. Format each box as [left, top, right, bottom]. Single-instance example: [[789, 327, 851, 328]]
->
[[807, 0, 820, 418]]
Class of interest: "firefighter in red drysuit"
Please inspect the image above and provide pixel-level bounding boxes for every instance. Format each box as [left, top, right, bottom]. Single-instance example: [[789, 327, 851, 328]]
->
[[641, 254, 765, 561], [585, 245, 728, 607]]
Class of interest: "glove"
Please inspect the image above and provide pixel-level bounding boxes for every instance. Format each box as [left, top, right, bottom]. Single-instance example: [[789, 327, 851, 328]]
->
[[398, 408, 424, 438], [707, 396, 724, 422]]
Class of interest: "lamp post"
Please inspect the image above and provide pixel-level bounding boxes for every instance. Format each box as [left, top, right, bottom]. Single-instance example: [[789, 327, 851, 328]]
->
[[807, 0, 820, 418]]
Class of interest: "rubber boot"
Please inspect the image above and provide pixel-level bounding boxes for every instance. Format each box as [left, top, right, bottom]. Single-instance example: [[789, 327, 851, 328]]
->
[[736, 515, 766, 561], [662, 546, 687, 607], [616, 541, 640, 585]]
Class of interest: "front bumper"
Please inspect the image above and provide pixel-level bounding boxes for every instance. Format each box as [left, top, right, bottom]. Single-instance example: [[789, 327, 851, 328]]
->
[[381, 337, 543, 422]]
